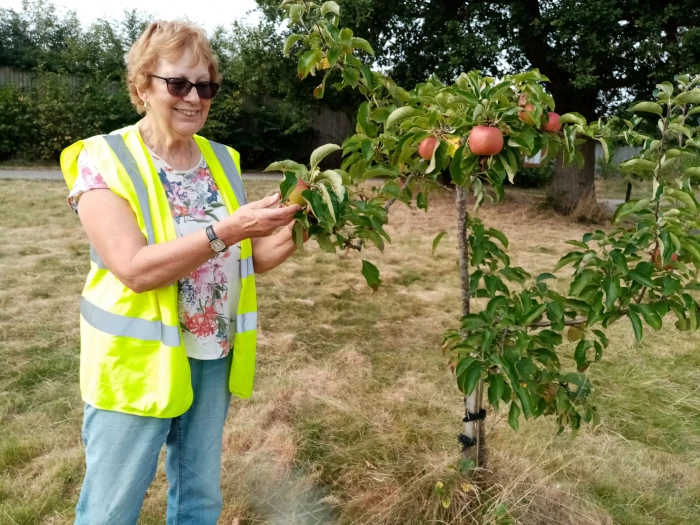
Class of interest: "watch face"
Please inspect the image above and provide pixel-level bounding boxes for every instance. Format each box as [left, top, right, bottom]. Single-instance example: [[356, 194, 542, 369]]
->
[[211, 239, 226, 252]]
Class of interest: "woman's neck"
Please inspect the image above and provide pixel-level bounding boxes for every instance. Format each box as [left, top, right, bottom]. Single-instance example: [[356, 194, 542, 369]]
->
[[139, 116, 195, 170]]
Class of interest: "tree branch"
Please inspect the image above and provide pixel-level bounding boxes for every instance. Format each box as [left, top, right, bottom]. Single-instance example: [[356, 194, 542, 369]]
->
[[383, 173, 417, 212]]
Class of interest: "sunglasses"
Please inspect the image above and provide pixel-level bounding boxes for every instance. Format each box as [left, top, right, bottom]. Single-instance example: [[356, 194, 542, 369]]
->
[[150, 75, 220, 100]]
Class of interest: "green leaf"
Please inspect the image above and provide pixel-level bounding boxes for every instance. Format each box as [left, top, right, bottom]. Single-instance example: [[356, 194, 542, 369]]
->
[[417, 192, 428, 211], [629, 270, 655, 289], [459, 361, 483, 396], [627, 309, 643, 342], [569, 269, 602, 296], [592, 329, 609, 348], [486, 228, 509, 249], [637, 304, 663, 330], [357, 101, 378, 138], [315, 233, 336, 253], [386, 106, 423, 129], [546, 301, 565, 331], [361, 260, 381, 291], [488, 374, 505, 411], [316, 182, 337, 224], [279, 171, 299, 201], [283, 34, 304, 57], [351, 37, 375, 56], [554, 252, 583, 271], [537, 273, 556, 283], [662, 275, 682, 296], [574, 339, 592, 369], [665, 189, 697, 213], [673, 88, 700, 105], [264, 159, 306, 173], [363, 164, 400, 180], [508, 401, 521, 431], [612, 200, 640, 224], [629, 101, 663, 115], [605, 276, 621, 310], [289, 4, 305, 24], [310, 144, 341, 169], [610, 249, 629, 274], [559, 112, 587, 125], [320, 1, 340, 16], [342, 66, 360, 87], [520, 304, 547, 326], [298, 49, 322, 79], [319, 170, 346, 201], [292, 221, 305, 252]]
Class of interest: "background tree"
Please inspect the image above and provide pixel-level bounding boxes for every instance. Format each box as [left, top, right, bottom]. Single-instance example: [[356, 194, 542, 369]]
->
[[256, 0, 700, 212]]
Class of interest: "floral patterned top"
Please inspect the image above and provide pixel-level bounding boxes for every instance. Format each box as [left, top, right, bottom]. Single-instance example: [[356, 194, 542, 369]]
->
[[68, 147, 242, 360]]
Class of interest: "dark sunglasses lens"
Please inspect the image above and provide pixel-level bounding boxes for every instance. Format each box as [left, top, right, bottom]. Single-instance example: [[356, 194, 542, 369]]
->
[[195, 82, 219, 99], [167, 79, 191, 97]]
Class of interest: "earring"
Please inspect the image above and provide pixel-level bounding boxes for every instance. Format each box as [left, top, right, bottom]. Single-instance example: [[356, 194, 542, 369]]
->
[[144, 101, 151, 111]]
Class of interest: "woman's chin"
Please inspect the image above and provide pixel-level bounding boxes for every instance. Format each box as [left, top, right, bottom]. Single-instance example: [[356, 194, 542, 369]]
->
[[172, 120, 204, 137]]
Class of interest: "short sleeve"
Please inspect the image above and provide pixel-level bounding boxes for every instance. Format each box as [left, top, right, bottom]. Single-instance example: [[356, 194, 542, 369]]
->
[[67, 149, 111, 213]]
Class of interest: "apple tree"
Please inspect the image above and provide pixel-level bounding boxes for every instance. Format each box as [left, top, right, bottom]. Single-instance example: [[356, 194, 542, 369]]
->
[[264, 0, 700, 468]]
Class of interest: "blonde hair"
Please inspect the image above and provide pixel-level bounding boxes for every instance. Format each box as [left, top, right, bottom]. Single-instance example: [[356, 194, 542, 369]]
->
[[126, 20, 222, 114]]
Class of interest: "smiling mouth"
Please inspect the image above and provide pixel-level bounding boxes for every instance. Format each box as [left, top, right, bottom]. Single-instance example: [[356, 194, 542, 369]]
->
[[175, 109, 199, 117]]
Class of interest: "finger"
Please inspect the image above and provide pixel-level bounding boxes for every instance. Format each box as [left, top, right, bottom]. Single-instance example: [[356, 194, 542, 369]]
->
[[248, 192, 281, 209], [260, 205, 301, 218]]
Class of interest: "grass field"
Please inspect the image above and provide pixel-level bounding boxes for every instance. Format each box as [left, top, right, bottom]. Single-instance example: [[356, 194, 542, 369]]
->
[[1, 179, 700, 524]]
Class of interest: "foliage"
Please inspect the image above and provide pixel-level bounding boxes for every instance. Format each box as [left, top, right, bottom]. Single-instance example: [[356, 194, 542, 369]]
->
[[269, 1, 700, 439], [0, 73, 137, 161], [0, 2, 319, 167], [256, 0, 700, 120], [512, 159, 554, 189]]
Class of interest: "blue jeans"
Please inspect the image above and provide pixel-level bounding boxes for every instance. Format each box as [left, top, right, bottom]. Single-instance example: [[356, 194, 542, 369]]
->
[[74, 355, 232, 525]]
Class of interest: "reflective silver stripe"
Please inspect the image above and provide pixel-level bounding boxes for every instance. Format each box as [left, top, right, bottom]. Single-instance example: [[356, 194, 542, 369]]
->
[[209, 141, 246, 205], [90, 246, 108, 270], [241, 256, 254, 278], [236, 311, 257, 333], [103, 134, 156, 245], [81, 297, 181, 347]]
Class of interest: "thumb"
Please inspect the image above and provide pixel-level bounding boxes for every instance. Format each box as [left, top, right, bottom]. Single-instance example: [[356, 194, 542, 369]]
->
[[248, 192, 281, 209]]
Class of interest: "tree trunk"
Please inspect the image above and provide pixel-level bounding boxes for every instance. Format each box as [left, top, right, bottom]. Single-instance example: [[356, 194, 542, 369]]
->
[[547, 138, 597, 215], [456, 186, 486, 467]]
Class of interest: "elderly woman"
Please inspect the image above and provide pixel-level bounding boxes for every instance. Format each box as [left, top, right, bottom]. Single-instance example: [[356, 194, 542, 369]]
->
[[60, 20, 302, 524]]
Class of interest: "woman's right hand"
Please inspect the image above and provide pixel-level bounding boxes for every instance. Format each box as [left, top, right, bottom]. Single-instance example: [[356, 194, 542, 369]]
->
[[217, 193, 301, 244]]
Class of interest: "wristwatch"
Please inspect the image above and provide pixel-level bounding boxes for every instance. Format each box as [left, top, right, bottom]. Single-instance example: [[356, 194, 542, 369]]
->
[[206, 225, 228, 253]]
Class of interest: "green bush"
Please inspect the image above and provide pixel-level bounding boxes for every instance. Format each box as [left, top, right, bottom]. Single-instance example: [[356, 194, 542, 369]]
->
[[514, 159, 554, 188], [0, 72, 138, 162]]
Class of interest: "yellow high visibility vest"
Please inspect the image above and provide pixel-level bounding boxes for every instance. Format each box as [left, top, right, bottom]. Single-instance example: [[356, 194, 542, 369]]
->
[[60, 124, 258, 418]]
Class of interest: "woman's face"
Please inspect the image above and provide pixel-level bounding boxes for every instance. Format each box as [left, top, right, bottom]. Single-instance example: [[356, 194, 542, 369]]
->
[[139, 47, 213, 138]]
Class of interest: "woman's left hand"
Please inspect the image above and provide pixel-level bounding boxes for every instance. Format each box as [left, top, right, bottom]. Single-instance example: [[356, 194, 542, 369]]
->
[[283, 220, 310, 243]]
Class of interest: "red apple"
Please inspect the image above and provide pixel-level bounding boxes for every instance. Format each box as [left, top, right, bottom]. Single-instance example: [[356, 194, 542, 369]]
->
[[287, 179, 309, 207], [518, 103, 535, 125], [468, 126, 504, 156], [418, 137, 438, 160], [543, 112, 562, 133]]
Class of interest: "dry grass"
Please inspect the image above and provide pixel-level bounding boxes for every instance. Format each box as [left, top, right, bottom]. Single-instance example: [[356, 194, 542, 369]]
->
[[1, 179, 700, 524]]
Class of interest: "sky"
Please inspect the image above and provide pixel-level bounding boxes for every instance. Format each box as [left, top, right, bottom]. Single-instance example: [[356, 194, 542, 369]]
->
[[0, 0, 261, 31]]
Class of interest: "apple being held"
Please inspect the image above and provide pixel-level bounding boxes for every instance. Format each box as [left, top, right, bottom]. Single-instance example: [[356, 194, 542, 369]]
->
[[518, 103, 536, 125], [542, 112, 562, 133], [468, 126, 504, 156], [418, 137, 438, 160], [287, 179, 310, 207]]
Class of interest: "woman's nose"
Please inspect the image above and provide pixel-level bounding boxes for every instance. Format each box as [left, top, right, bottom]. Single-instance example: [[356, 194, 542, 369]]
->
[[183, 85, 201, 104]]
